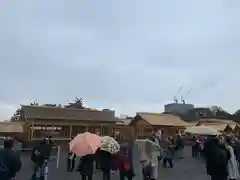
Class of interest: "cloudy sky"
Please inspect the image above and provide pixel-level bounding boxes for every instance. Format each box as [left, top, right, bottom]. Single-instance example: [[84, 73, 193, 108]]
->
[[0, 0, 239, 119]]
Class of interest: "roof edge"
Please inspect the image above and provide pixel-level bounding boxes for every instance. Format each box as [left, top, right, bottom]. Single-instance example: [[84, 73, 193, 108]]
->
[[21, 105, 106, 113]]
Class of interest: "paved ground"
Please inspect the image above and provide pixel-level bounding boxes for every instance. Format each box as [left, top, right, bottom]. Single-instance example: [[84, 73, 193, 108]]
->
[[16, 146, 209, 180]]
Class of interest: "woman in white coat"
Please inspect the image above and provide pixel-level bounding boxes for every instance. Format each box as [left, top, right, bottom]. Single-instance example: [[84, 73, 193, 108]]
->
[[226, 138, 239, 180], [140, 143, 158, 180]]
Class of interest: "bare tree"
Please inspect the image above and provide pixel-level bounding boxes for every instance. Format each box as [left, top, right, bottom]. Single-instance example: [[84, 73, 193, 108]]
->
[[210, 106, 232, 119], [11, 108, 22, 121]]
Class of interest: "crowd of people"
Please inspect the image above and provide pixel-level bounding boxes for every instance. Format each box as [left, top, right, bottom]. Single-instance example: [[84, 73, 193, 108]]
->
[[67, 142, 135, 180], [1, 131, 240, 180], [66, 131, 185, 180], [0, 132, 185, 180], [0, 136, 53, 180]]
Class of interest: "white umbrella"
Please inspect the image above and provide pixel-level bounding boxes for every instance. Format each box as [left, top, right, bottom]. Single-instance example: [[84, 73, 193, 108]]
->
[[184, 126, 219, 135], [100, 136, 120, 154]]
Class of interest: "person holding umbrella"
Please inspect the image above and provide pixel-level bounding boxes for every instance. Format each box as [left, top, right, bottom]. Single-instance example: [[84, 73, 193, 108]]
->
[[98, 136, 120, 180], [97, 149, 112, 180], [77, 154, 95, 180], [69, 132, 102, 180], [67, 137, 76, 172]]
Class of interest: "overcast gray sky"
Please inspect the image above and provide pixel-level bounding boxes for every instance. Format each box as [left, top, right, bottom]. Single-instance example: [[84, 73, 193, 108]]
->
[[0, 0, 239, 119]]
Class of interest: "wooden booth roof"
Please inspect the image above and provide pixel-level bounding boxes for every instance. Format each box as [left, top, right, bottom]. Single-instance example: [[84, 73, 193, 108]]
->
[[185, 121, 198, 127], [198, 118, 236, 124], [198, 118, 240, 130], [0, 122, 24, 133], [21, 105, 116, 122], [203, 124, 230, 132], [132, 112, 189, 127]]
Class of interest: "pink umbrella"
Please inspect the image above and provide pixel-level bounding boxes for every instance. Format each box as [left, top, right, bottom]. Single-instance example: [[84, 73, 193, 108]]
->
[[69, 132, 101, 156]]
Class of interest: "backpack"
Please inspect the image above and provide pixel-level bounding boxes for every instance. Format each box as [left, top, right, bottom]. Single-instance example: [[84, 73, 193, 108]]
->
[[31, 147, 41, 164], [142, 163, 152, 177]]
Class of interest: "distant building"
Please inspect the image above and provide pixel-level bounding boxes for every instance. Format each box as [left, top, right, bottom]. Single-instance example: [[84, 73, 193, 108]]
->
[[164, 102, 194, 114], [164, 101, 232, 121], [182, 107, 213, 121], [182, 107, 233, 121]]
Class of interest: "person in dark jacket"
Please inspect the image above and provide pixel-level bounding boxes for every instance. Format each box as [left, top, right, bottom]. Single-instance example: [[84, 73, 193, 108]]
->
[[192, 136, 197, 157], [163, 138, 174, 168], [203, 135, 230, 180], [31, 139, 52, 180], [77, 154, 94, 180], [31, 140, 51, 164], [97, 150, 112, 180], [176, 135, 184, 159], [0, 138, 22, 180]]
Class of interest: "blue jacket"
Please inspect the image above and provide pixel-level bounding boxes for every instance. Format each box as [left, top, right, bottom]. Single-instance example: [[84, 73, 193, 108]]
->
[[0, 148, 22, 180]]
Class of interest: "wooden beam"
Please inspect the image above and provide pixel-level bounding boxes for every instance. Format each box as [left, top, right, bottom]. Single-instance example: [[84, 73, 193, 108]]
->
[[30, 122, 34, 140], [32, 120, 116, 126], [69, 125, 72, 139], [32, 137, 70, 141], [100, 124, 103, 136]]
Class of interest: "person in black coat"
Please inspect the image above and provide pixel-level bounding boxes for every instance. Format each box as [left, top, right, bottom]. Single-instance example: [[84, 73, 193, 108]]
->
[[0, 138, 22, 180], [77, 154, 95, 180], [176, 135, 184, 159], [96, 149, 112, 180], [203, 135, 230, 180], [192, 136, 197, 157], [31, 139, 52, 180]]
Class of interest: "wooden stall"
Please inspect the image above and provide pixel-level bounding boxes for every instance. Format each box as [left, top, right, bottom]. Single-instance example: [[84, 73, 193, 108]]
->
[[197, 118, 240, 134], [130, 112, 189, 138], [17, 105, 117, 142], [0, 121, 26, 138]]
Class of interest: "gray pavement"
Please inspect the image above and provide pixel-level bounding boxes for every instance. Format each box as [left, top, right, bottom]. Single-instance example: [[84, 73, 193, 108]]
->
[[16, 146, 209, 180]]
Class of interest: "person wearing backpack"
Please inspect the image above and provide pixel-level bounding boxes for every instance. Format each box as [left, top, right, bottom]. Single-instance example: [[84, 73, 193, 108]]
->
[[0, 138, 22, 180], [31, 139, 51, 180]]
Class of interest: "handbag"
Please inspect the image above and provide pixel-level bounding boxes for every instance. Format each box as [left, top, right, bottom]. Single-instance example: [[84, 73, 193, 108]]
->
[[142, 162, 152, 177]]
